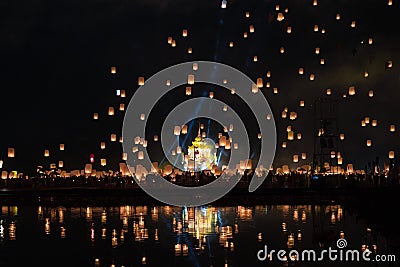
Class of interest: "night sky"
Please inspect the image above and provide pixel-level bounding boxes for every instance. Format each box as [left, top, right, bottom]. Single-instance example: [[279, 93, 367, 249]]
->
[[1, 0, 400, 175]]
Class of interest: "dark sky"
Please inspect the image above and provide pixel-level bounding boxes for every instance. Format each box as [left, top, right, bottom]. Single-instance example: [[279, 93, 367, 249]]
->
[[1, 0, 399, 175]]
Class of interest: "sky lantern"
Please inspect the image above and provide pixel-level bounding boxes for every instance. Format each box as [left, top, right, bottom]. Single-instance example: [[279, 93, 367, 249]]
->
[[108, 107, 114, 116], [330, 151, 336, 158], [326, 88, 332, 95], [282, 142, 287, 148], [187, 48, 192, 54], [171, 40, 176, 47], [386, 60, 393, 68], [388, 0, 393, 5], [119, 136, 123, 143], [368, 90, 374, 98], [280, 47, 285, 54], [301, 153, 307, 160], [138, 151, 144, 160], [288, 131, 294, 140], [100, 142, 106, 149], [221, 0, 227, 9], [293, 155, 299, 163], [186, 86, 192, 95], [245, 11, 250, 17], [110, 67, 116, 74], [287, 27, 292, 34], [111, 134, 117, 142], [299, 100, 305, 107], [174, 126, 181, 136], [219, 136, 227, 146], [60, 144, 65, 151], [252, 84, 258, 93], [313, 25, 319, 32], [348, 86, 356, 96], [298, 68, 304, 75], [364, 117, 370, 124], [368, 38, 373, 45], [253, 56, 258, 62], [336, 13, 341, 20], [277, 12, 284, 21], [321, 28, 326, 34], [366, 139, 372, 147], [44, 150, 50, 157], [120, 90, 126, 98], [93, 113, 98, 120], [389, 151, 395, 159], [188, 74, 194, 85], [309, 74, 315, 81], [177, 146, 182, 154], [313, 0, 318, 6], [119, 104, 125, 111], [266, 70, 271, 77], [315, 47, 320, 54], [192, 63, 198, 70], [182, 29, 187, 37], [166, 80, 171, 86], [257, 133, 262, 139], [273, 87, 278, 94], [209, 92, 214, 98], [297, 133, 302, 140], [181, 125, 188, 135], [223, 105, 228, 112], [372, 120, 377, 127], [140, 114, 145, 121], [231, 88, 235, 94], [289, 112, 297, 120], [101, 159, 106, 166], [153, 135, 158, 142], [243, 32, 248, 38], [8, 148, 15, 158], [351, 20, 356, 28], [340, 133, 345, 140], [320, 58, 325, 65], [122, 153, 128, 161], [89, 153, 94, 163], [364, 71, 369, 78], [249, 25, 255, 33], [58, 161, 63, 168], [338, 158, 343, 165], [229, 41, 234, 47], [286, 125, 292, 132], [282, 111, 287, 118], [138, 77, 145, 86], [390, 125, 396, 132], [167, 37, 172, 44], [275, 5, 279, 10], [266, 114, 271, 120]]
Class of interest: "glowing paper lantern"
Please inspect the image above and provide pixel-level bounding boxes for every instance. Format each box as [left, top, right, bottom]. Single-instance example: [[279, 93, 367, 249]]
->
[[192, 63, 198, 71], [138, 151, 144, 160], [368, 38, 373, 45], [108, 107, 114, 116], [122, 153, 128, 161], [266, 70, 271, 77], [101, 159, 106, 166], [286, 125, 292, 132], [243, 32, 248, 38], [287, 27, 292, 34], [315, 47, 320, 54], [336, 13, 341, 20], [293, 155, 299, 163], [372, 120, 377, 127], [297, 133, 302, 140], [301, 153, 307, 160], [166, 80, 171, 86], [0, 160, 3, 169], [229, 41, 234, 47], [277, 12, 284, 21], [289, 112, 297, 120], [186, 87, 192, 95], [100, 142, 105, 149], [338, 158, 343, 165], [111, 134, 117, 142], [361, 120, 366, 127], [273, 88, 278, 94], [153, 135, 158, 142], [298, 68, 304, 75], [389, 151, 395, 159], [167, 37, 172, 44], [252, 84, 258, 93], [60, 144, 65, 151], [171, 40, 176, 47], [282, 142, 287, 148], [313, 0, 318, 6], [368, 90, 374, 98], [221, 0, 227, 8], [299, 100, 305, 107], [8, 148, 15, 158], [231, 88, 235, 94], [365, 117, 370, 124], [93, 113, 98, 120], [366, 139, 372, 147], [282, 111, 287, 118], [119, 104, 125, 111], [138, 77, 145, 86], [351, 21, 356, 28], [209, 92, 214, 98], [388, 0, 393, 5], [326, 89, 332, 95], [188, 74, 194, 85], [320, 58, 325, 65], [245, 11, 250, 17], [182, 29, 188, 37], [174, 126, 181, 136], [120, 90, 126, 98], [288, 131, 294, 140], [249, 25, 255, 33], [140, 114, 145, 121], [349, 86, 356, 96], [313, 25, 319, 32], [257, 78, 263, 88], [223, 105, 228, 112], [58, 161, 63, 168], [280, 47, 285, 54], [340, 134, 345, 140], [187, 48, 192, 54], [44, 150, 50, 157], [111, 67, 116, 74], [309, 74, 315, 81], [257, 133, 262, 139], [364, 72, 369, 78], [390, 125, 396, 132]]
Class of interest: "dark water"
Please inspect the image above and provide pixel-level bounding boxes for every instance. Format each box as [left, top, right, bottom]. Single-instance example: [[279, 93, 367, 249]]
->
[[0, 201, 398, 267]]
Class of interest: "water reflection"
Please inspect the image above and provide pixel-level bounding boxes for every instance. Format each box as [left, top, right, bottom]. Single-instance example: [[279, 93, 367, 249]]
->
[[0, 203, 396, 266]]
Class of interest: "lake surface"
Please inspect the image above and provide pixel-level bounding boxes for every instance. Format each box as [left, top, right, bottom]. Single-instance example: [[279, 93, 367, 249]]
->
[[0, 200, 398, 267]]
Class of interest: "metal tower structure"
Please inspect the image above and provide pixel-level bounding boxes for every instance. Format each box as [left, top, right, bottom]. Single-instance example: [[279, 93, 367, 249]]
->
[[312, 98, 345, 174]]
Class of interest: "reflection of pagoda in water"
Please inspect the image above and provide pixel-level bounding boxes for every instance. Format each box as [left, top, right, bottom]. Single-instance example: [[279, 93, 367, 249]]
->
[[184, 127, 217, 172]]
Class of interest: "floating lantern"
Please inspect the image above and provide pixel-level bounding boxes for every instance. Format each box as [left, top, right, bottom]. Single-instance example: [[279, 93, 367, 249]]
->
[[266, 82, 270, 88], [315, 47, 320, 54], [321, 28, 326, 34], [181, 125, 188, 134], [297, 133, 302, 140], [60, 144, 65, 151], [338, 158, 343, 165], [266, 114, 271, 120], [243, 32, 248, 38], [182, 29, 188, 37], [368, 90, 374, 98], [8, 148, 15, 158], [111, 134, 117, 142], [389, 151, 395, 159], [257, 78, 263, 88], [192, 63, 198, 70], [287, 125, 292, 132], [120, 90, 126, 98], [309, 74, 315, 81], [313, 0, 318, 6], [326, 88, 332, 95], [351, 20, 356, 28], [273, 87, 278, 94], [299, 100, 305, 107], [58, 161, 63, 168], [387, 60, 393, 68], [44, 150, 50, 157], [293, 155, 299, 163], [320, 58, 325, 65], [229, 41, 234, 47], [111, 67, 116, 74], [174, 126, 181, 136], [349, 86, 356, 96], [258, 133, 262, 139], [368, 38, 373, 45], [249, 25, 255, 33], [138, 77, 145, 86], [229, 124, 234, 132], [390, 125, 396, 132], [277, 12, 284, 21], [266, 70, 271, 77], [0, 160, 3, 169], [100, 142, 106, 149], [313, 25, 319, 32], [366, 139, 372, 147], [138, 151, 144, 160], [223, 105, 228, 112], [167, 37, 172, 44], [340, 134, 345, 140], [108, 107, 114, 116], [153, 135, 158, 142], [282, 111, 287, 118], [372, 120, 377, 127], [282, 142, 287, 148], [187, 48, 192, 54], [209, 92, 214, 98], [101, 159, 106, 166], [388, 0, 393, 5], [166, 80, 171, 86], [365, 117, 370, 124], [280, 47, 285, 54], [177, 146, 182, 154], [302, 153, 307, 160], [219, 136, 226, 147], [171, 40, 176, 47], [298, 68, 304, 75], [276, 5, 279, 10], [186, 86, 192, 95], [287, 26, 292, 33], [289, 112, 297, 120], [364, 72, 369, 78], [361, 120, 366, 127], [288, 131, 294, 140], [252, 84, 258, 93], [93, 113, 98, 120], [122, 153, 128, 161], [140, 114, 145, 121], [245, 11, 250, 17], [231, 88, 235, 94], [188, 74, 194, 85], [119, 104, 125, 111], [336, 13, 341, 20]]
